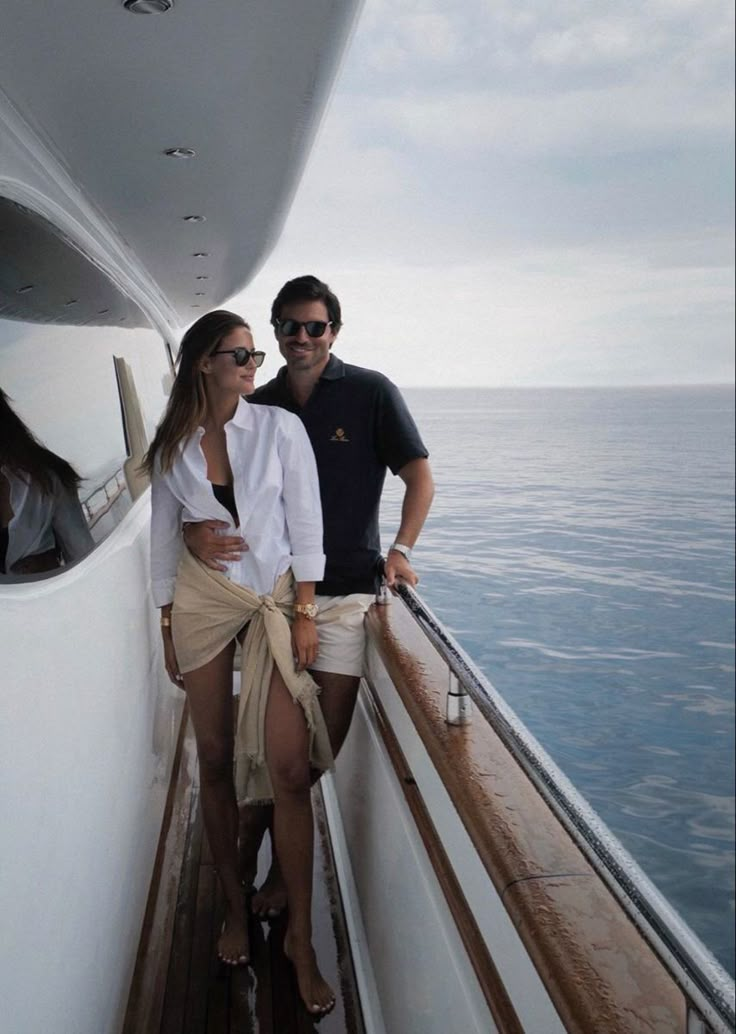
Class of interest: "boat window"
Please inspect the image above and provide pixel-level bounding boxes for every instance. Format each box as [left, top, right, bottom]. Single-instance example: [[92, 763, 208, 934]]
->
[[0, 197, 170, 581]]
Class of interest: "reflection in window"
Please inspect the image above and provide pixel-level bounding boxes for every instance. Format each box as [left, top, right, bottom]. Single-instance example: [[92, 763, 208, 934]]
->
[[0, 198, 170, 578], [0, 388, 94, 575]]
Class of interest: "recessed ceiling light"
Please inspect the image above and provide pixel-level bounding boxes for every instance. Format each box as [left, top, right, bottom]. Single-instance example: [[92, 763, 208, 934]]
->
[[183, 215, 205, 223], [192, 252, 209, 258], [164, 147, 196, 159], [16, 284, 34, 294], [123, 0, 173, 13]]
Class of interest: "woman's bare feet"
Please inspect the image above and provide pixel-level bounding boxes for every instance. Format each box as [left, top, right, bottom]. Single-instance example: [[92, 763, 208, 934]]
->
[[283, 930, 335, 1015], [251, 857, 288, 919], [217, 908, 250, 966]]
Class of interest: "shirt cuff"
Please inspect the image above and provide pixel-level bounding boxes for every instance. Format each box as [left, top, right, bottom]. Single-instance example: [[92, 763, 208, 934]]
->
[[291, 552, 326, 583], [152, 577, 176, 609]]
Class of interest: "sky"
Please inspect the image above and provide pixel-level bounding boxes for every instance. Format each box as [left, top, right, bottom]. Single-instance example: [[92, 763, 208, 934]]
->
[[229, 0, 735, 388]]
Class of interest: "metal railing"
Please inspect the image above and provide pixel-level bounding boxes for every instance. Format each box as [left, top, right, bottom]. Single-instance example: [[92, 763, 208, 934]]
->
[[81, 468, 127, 528], [389, 579, 735, 1034]]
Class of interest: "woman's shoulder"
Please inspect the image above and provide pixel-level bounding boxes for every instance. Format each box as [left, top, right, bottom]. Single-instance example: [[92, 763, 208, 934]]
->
[[151, 434, 192, 479], [248, 402, 303, 434]]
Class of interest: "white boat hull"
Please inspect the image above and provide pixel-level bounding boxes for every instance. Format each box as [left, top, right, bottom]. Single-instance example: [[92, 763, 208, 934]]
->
[[0, 497, 182, 1034]]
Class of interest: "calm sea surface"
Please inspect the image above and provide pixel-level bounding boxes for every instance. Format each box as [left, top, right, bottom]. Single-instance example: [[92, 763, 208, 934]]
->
[[380, 385, 735, 976]]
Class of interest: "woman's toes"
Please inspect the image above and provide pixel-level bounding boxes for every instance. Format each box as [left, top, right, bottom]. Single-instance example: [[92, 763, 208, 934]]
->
[[217, 917, 249, 966]]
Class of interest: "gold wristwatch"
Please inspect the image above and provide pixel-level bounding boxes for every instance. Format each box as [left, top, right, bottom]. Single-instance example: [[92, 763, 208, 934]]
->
[[294, 602, 319, 620]]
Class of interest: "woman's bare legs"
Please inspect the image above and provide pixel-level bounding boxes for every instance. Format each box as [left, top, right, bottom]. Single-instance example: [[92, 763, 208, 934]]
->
[[182, 641, 249, 965], [250, 670, 360, 918], [264, 665, 335, 1014]]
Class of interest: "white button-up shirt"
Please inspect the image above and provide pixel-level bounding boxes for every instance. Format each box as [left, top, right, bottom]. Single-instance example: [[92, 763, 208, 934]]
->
[[150, 398, 325, 607], [1, 467, 94, 573]]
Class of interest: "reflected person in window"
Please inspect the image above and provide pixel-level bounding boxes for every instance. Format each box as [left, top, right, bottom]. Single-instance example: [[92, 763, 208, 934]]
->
[[0, 388, 93, 577]]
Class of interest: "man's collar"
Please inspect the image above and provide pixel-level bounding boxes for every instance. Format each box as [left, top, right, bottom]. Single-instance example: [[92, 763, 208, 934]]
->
[[320, 353, 345, 380]]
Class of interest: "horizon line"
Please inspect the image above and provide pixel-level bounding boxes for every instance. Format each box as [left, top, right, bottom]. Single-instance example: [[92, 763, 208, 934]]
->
[[399, 381, 735, 390]]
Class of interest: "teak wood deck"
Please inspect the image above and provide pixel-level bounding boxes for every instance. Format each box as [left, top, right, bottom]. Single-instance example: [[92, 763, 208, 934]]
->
[[124, 711, 365, 1034]]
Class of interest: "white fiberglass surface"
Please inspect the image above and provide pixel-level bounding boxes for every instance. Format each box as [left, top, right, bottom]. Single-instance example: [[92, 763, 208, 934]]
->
[[331, 686, 500, 1034], [0, 0, 363, 320], [0, 496, 183, 1034], [363, 641, 568, 1034]]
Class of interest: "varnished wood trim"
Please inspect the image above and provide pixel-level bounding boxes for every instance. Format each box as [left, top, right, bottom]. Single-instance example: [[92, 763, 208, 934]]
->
[[365, 602, 688, 1034], [312, 786, 368, 1034], [123, 704, 367, 1034], [365, 603, 589, 887], [123, 702, 194, 1034], [361, 675, 525, 1034]]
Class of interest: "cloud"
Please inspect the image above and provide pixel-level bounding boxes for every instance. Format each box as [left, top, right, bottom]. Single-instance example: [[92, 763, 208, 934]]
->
[[237, 0, 734, 386], [529, 17, 652, 68], [367, 11, 461, 71], [349, 0, 734, 93], [371, 81, 732, 158], [231, 242, 734, 387]]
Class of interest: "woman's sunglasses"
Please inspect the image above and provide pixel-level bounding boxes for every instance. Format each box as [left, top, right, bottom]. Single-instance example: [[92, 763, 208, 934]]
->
[[212, 347, 266, 367], [275, 319, 334, 337]]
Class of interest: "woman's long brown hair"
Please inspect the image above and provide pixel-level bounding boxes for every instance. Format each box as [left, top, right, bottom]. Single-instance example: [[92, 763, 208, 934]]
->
[[141, 309, 250, 475], [0, 388, 82, 495]]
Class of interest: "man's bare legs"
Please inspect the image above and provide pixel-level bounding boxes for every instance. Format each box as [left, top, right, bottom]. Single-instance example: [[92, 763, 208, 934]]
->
[[183, 641, 249, 965], [249, 671, 359, 918], [265, 664, 335, 1014], [315, 671, 361, 756], [238, 799, 270, 891]]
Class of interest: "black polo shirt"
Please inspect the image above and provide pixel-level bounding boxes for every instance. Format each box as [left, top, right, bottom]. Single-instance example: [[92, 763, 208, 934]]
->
[[249, 354, 428, 595]]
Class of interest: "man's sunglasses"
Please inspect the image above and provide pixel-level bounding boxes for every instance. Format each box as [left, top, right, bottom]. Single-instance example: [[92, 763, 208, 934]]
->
[[212, 347, 266, 367], [275, 319, 334, 337]]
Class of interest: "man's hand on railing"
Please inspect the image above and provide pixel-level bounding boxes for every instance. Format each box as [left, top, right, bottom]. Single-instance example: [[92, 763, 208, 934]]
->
[[183, 520, 248, 572], [384, 549, 419, 588]]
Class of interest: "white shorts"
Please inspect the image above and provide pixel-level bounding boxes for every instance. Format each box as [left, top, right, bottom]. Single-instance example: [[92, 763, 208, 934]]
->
[[311, 593, 375, 677]]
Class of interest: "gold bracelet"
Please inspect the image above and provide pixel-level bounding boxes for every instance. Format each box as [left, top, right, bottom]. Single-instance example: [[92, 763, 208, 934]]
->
[[160, 617, 172, 628]]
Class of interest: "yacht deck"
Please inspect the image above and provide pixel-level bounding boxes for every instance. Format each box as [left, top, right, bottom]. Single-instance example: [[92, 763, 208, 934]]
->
[[124, 711, 365, 1034]]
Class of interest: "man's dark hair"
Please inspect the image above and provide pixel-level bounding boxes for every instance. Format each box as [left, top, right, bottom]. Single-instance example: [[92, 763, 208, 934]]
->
[[270, 275, 342, 329]]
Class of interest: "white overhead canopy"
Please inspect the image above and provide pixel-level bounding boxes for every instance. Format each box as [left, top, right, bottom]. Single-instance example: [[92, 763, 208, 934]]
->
[[0, 0, 362, 324]]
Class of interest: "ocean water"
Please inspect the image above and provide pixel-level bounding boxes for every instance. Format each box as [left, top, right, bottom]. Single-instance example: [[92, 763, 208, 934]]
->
[[380, 385, 735, 977]]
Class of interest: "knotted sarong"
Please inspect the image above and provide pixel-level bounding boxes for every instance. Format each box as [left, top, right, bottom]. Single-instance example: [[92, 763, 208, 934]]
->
[[171, 550, 334, 803]]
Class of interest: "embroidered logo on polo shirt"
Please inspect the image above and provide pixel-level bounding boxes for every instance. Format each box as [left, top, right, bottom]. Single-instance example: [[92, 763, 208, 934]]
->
[[330, 427, 350, 442]]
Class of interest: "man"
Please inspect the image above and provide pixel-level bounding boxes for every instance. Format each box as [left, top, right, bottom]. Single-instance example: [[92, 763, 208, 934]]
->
[[184, 275, 434, 913]]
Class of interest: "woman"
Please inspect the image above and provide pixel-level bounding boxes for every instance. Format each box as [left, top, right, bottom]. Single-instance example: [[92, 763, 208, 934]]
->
[[0, 388, 94, 576], [142, 310, 335, 1015]]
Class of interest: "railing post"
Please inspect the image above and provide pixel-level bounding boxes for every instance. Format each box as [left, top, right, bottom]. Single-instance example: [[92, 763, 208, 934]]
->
[[687, 1008, 708, 1034], [374, 580, 391, 606], [446, 670, 472, 725]]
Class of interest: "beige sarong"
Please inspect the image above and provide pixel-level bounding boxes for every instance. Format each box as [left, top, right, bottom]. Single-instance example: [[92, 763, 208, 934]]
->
[[171, 550, 334, 803]]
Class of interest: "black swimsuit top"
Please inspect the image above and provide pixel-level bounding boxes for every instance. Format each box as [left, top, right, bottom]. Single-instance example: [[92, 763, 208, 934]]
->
[[211, 483, 239, 525]]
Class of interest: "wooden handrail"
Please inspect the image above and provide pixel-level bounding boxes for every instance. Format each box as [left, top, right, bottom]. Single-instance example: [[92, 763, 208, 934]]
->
[[366, 599, 697, 1034]]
